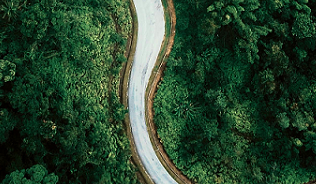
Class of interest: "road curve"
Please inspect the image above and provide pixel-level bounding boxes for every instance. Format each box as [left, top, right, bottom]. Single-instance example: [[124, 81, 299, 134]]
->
[[128, 0, 178, 183]]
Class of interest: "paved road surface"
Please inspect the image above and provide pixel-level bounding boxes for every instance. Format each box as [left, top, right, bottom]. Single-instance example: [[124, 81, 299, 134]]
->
[[128, 0, 178, 183]]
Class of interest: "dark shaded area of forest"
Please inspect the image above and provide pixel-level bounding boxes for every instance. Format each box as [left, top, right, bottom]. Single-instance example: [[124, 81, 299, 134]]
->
[[154, 0, 316, 183], [0, 0, 139, 183]]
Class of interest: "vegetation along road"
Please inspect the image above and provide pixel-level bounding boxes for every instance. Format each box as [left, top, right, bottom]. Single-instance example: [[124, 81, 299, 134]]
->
[[128, 0, 177, 183]]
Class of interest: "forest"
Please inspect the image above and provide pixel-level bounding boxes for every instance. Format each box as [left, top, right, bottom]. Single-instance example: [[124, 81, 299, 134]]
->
[[154, 0, 316, 183], [0, 0, 139, 183]]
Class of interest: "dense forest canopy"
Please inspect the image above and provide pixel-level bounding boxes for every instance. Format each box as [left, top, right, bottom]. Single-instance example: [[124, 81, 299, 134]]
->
[[0, 0, 139, 183], [155, 0, 316, 183]]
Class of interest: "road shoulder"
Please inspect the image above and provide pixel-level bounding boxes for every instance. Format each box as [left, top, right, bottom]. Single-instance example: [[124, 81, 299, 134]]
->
[[145, 0, 192, 183], [120, 1, 155, 184]]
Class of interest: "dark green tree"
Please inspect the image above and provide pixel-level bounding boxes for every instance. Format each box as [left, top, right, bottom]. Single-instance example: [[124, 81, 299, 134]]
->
[[1, 164, 58, 184]]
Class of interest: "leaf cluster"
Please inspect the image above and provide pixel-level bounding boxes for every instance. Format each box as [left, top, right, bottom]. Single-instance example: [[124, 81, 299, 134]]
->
[[154, 0, 316, 183], [0, 0, 138, 183]]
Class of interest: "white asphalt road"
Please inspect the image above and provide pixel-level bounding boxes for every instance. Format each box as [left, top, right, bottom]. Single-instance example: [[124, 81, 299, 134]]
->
[[128, 0, 178, 183]]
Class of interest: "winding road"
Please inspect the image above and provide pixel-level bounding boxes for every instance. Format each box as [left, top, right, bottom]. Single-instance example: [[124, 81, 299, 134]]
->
[[128, 0, 178, 183]]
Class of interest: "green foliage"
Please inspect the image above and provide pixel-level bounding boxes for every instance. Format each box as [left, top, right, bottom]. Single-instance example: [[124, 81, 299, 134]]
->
[[0, 0, 26, 21], [0, 59, 15, 85], [0, 0, 138, 183], [0, 108, 18, 143], [2, 164, 58, 184], [292, 13, 316, 39], [154, 0, 316, 183]]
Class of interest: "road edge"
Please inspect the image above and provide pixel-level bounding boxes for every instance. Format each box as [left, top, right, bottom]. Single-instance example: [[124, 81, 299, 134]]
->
[[120, 1, 155, 184], [144, 0, 193, 184]]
